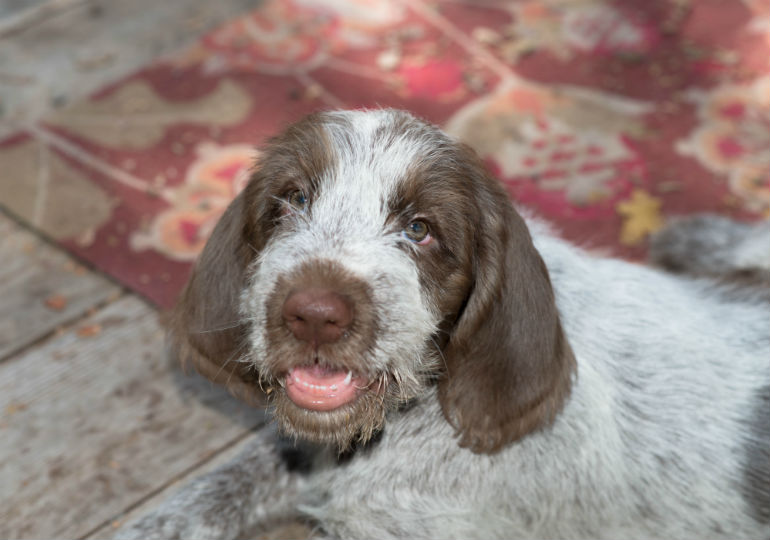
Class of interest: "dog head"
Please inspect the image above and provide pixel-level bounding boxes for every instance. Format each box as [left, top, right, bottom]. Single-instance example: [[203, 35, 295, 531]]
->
[[171, 109, 575, 453]]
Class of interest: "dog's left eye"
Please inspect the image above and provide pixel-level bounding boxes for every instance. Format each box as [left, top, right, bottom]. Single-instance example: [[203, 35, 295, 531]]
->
[[403, 220, 431, 245], [287, 190, 309, 212]]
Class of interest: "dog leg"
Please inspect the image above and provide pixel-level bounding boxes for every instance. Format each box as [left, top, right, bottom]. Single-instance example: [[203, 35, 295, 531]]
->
[[649, 214, 770, 276], [112, 425, 308, 540]]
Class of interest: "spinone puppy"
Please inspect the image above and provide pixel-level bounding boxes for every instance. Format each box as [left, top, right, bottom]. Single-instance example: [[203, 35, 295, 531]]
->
[[115, 109, 770, 540]]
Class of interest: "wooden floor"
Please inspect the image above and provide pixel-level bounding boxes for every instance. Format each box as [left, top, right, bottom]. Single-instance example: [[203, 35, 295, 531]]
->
[[0, 1, 271, 538], [0, 212, 272, 539]]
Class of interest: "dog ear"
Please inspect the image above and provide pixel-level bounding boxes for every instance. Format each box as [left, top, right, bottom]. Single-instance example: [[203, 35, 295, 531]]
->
[[438, 163, 576, 454], [167, 189, 265, 407]]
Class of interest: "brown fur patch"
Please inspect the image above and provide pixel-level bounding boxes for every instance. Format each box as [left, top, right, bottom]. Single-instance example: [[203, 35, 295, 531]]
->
[[167, 191, 265, 407], [262, 259, 379, 380], [168, 114, 339, 406], [435, 144, 576, 454]]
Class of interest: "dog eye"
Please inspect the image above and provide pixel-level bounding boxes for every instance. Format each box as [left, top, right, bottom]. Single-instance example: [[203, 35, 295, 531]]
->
[[287, 190, 309, 212], [403, 220, 431, 245]]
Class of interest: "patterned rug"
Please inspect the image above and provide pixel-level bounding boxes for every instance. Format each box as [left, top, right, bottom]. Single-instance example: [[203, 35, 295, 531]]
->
[[1, 0, 767, 308]]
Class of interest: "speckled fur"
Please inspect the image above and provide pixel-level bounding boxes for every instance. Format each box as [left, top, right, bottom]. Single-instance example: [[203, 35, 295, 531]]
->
[[114, 111, 770, 540]]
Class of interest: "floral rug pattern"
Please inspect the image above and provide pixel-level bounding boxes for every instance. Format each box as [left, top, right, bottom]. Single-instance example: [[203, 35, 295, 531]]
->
[[1, 0, 767, 307]]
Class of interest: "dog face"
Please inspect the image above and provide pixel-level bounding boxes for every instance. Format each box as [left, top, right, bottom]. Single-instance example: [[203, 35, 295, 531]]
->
[[171, 109, 575, 453]]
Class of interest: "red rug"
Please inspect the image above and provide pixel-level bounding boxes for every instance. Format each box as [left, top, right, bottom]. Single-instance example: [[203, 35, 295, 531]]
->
[[1, 0, 767, 308]]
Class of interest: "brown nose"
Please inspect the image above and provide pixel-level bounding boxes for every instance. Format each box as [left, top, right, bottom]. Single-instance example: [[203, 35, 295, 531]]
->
[[282, 288, 353, 346]]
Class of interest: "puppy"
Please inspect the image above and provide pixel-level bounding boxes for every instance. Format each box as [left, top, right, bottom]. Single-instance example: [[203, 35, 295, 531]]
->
[[115, 109, 769, 540]]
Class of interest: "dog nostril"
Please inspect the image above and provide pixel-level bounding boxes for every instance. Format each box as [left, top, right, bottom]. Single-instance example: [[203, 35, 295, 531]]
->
[[282, 288, 353, 346]]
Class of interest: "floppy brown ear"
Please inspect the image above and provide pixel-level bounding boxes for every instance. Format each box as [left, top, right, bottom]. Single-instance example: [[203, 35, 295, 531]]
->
[[168, 190, 265, 407], [438, 166, 576, 454]]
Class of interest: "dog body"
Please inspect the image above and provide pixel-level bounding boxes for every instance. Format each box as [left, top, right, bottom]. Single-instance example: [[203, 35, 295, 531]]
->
[[304, 246, 770, 539], [301, 229, 770, 540], [115, 110, 769, 540]]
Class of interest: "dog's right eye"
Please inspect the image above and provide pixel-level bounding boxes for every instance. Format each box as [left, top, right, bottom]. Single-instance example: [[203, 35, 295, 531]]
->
[[287, 190, 309, 212]]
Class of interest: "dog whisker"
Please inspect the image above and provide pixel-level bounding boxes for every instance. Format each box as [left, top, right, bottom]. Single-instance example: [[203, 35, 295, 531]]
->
[[430, 336, 448, 373], [194, 321, 246, 334]]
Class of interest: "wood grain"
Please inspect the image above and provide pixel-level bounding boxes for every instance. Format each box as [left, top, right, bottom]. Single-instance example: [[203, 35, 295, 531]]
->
[[0, 0, 262, 136], [0, 295, 266, 539], [0, 213, 121, 361], [95, 427, 314, 540]]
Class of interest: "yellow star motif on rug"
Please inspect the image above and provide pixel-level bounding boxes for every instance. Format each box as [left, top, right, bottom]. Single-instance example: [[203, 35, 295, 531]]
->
[[616, 189, 664, 246]]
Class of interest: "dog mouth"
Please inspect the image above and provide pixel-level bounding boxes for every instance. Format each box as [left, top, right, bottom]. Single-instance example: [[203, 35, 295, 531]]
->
[[285, 364, 371, 411]]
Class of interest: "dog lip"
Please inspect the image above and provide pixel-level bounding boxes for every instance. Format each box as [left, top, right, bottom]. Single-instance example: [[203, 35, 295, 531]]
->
[[285, 365, 367, 411]]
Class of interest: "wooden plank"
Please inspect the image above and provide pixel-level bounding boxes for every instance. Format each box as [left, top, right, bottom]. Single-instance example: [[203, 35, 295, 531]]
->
[[0, 212, 121, 361], [0, 0, 263, 136], [0, 0, 92, 37], [89, 430, 263, 539], [0, 0, 61, 19], [95, 428, 314, 540], [0, 296, 266, 539]]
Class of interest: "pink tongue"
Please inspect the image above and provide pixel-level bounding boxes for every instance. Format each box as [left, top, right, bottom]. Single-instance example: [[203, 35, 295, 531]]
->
[[286, 365, 360, 411]]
